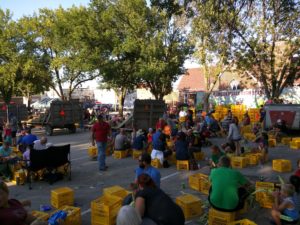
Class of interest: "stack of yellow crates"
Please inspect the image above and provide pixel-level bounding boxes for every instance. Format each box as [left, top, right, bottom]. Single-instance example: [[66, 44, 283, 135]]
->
[[248, 108, 260, 123], [255, 182, 275, 208], [91, 195, 122, 225], [175, 194, 203, 219], [51, 187, 74, 208]]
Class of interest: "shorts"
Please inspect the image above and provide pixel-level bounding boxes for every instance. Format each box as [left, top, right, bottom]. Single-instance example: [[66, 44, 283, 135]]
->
[[151, 149, 164, 164]]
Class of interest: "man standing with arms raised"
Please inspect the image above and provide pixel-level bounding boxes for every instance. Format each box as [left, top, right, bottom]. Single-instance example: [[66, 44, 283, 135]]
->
[[92, 115, 111, 171]]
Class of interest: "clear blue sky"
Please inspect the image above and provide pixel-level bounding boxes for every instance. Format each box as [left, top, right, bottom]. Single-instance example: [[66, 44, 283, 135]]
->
[[0, 0, 90, 19]]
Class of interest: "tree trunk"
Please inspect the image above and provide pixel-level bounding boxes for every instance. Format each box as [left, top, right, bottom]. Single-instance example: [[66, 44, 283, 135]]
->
[[118, 89, 126, 117], [203, 92, 210, 113], [27, 94, 32, 111]]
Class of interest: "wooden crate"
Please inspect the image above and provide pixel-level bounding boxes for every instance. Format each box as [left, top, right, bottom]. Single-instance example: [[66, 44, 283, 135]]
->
[[51, 187, 74, 208], [272, 159, 292, 172], [208, 208, 235, 225], [231, 157, 248, 168], [113, 150, 127, 159], [176, 160, 189, 170], [176, 194, 203, 219], [151, 158, 162, 168]]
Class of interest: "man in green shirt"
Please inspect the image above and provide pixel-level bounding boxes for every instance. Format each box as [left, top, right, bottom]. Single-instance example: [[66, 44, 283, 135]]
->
[[210, 145, 225, 168], [208, 155, 250, 211]]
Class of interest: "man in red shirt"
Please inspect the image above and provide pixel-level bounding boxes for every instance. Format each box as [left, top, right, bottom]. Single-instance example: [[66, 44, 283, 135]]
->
[[92, 115, 111, 171]]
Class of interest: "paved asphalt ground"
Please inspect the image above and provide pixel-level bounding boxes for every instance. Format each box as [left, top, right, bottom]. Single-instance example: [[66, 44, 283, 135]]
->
[[7, 128, 300, 225]]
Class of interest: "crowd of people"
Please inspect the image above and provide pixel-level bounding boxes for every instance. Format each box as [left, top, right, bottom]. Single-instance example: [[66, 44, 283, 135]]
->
[[1, 102, 299, 225]]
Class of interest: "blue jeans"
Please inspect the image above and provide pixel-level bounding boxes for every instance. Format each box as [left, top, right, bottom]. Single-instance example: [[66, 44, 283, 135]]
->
[[96, 142, 107, 170]]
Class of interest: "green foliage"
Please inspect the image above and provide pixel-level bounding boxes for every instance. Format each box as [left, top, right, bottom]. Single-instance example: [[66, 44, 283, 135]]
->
[[192, 0, 300, 99]]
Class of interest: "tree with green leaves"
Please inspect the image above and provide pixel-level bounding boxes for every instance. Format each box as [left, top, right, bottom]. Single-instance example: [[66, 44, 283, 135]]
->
[[89, 0, 146, 116], [31, 6, 99, 100], [0, 9, 19, 106], [138, 2, 191, 100], [192, 0, 300, 101]]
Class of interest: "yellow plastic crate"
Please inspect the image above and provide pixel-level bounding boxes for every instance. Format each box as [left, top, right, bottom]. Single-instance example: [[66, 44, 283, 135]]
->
[[113, 150, 127, 159], [281, 137, 291, 145], [188, 173, 210, 195], [88, 146, 97, 158], [91, 195, 122, 217], [51, 187, 74, 208], [237, 200, 249, 215], [268, 138, 276, 147], [229, 219, 257, 225], [245, 154, 259, 165], [176, 160, 189, 170], [103, 185, 130, 201], [151, 158, 162, 168], [60, 206, 81, 225], [105, 144, 112, 156], [31, 211, 49, 221], [13, 169, 26, 185], [290, 140, 300, 150], [132, 150, 142, 160], [255, 181, 275, 208], [193, 152, 205, 161], [91, 195, 121, 225], [231, 157, 248, 168], [272, 159, 292, 172], [259, 192, 275, 208], [208, 208, 235, 225], [176, 194, 202, 219], [243, 133, 256, 141]]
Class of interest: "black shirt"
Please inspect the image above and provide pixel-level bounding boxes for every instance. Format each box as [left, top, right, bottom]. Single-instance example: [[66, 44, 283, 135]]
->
[[136, 187, 185, 225]]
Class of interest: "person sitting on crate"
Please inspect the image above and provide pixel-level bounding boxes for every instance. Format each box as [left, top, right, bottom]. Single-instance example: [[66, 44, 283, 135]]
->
[[135, 153, 161, 188], [271, 184, 300, 225], [186, 129, 202, 153], [132, 129, 148, 152], [221, 110, 233, 133], [135, 173, 185, 225], [33, 136, 53, 150], [0, 180, 49, 225], [0, 141, 20, 181], [208, 156, 251, 212], [209, 145, 225, 168], [151, 129, 172, 168], [175, 132, 198, 170], [114, 128, 130, 151]]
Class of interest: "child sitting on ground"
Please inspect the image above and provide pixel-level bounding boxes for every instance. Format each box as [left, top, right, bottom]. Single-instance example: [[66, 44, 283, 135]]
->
[[271, 184, 300, 225]]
